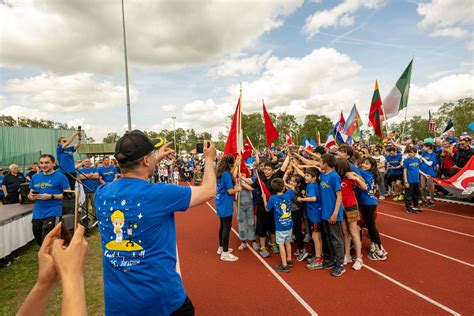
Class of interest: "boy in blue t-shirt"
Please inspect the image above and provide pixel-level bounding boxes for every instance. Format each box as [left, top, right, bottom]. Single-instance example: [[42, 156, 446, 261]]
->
[[319, 154, 345, 277], [420, 143, 438, 207], [295, 167, 323, 270], [386, 147, 404, 200], [403, 148, 430, 213], [266, 178, 294, 273]]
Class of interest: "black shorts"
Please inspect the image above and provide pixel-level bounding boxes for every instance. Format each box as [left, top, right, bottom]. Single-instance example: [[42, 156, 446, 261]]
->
[[255, 203, 275, 236], [387, 174, 402, 185]]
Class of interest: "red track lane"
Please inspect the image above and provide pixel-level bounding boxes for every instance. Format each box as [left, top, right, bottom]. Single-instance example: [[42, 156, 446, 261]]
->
[[376, 214, 473, 264], [378, 200, 474, 235], [176, 200, 467, 315], [175, 206, 310, 315], [359, 232, 472, 315], [381, 199, 474, 218]]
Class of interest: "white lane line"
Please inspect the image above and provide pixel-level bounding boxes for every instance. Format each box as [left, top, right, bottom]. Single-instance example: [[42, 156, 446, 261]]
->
[[206, 201, 318, 316], [364, 229, 473, 267], [176, 245, 181, 276], [364, 264, 461, 316], [378, 212, 474, 238], [381, 200, 474, 220]]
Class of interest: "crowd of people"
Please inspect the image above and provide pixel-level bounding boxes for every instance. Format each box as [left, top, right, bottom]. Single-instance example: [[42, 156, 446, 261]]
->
[[212, 130, 473, 278], [2, 128, 472, 315]]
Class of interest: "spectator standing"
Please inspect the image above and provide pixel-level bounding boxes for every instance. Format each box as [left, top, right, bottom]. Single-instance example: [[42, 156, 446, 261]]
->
[[26, 162, 39, 181], [28, 154, 70, 245], [56, 131, 81, 190], [454, 136, 473, 169], [78, 158, 100, 222], [98, 157, 119, 184], [2, 164, 26, 204], [0, 168, 4, 203], [372, 148, 386, 199]]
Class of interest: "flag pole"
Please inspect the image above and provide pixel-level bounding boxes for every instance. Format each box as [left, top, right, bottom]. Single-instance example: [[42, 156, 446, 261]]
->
[[237, 82, 242, 215], [401, 105, 409, 141]]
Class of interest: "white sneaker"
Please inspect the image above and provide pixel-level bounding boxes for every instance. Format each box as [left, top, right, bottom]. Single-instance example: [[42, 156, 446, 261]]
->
[[217, 247, 233, 255], [369, 243, 376, 253], [352, 258, 363, 271], [379, 196, 385, 200], [238, 243, 247, 251], [343, 255, 353, 265], [220, 252, 239, 261], [303, 234, 311, 243]]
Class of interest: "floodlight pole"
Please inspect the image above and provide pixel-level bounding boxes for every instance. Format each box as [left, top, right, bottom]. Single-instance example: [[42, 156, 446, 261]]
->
[[172, 116, 177, 153], [121, 0, 132, 131]]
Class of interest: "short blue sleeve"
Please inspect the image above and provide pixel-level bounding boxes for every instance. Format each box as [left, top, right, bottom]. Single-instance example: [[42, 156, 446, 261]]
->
[[284, 189, 295, 200], [307, 183, 316, 198], [59, 174, 70, 190], [266, 196, 274, 211], [67, 145, 76, 153], [331, 173, 341, 192], [157, 183, 191, 213], [222, 172, 234, 192], [403, 159, 408, 169]]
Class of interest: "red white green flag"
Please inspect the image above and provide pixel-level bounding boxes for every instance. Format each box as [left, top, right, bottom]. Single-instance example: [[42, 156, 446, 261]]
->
[[383, 59, 413, 119]]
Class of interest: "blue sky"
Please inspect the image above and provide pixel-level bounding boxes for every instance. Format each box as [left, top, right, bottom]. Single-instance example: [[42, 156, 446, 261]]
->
[[0, 0, 472, 141]]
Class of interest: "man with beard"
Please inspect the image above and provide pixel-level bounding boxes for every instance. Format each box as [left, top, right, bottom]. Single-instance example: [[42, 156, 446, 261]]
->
[[28, 154, 70, 246]]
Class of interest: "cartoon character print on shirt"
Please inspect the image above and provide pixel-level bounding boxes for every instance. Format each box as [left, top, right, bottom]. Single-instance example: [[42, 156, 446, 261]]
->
[[280, 203, 291, 219], [367, 180, 376, 199], [105, 210, 143, 251], [99, 198, 145, 272]]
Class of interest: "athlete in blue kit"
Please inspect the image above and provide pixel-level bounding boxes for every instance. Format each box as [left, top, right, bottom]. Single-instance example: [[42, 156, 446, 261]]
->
[[95, 130, 217, 316]]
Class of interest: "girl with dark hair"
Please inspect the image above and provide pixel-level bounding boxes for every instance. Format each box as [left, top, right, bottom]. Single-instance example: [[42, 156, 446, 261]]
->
[[357, 158, 387, 261], [215, 155, 241, 261], [335, 158, 367, 270]]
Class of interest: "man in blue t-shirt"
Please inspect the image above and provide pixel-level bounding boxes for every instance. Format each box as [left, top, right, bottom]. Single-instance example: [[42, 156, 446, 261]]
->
[[56, 130, 81, 190], [98, 157, 119, 184], [0, 168, 4, 203], [28, 154, 70, 245], [95, 130, 217, 316], [319, 154, 345, 277], [79, 158, 100, 222]]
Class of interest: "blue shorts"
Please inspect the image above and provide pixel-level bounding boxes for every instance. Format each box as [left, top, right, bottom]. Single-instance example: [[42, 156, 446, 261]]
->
[[276, 229, 292, 245]]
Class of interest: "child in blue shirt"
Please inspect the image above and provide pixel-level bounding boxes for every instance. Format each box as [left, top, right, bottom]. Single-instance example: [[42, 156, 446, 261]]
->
[[386, 147, 404, 200], [215, 155, 241, 262], [293, 166, 323, 270], [403, 148, 429, 213], [266, 178, 294, 273], [319, 154, 345, 277], [420, 143, 438, 207]]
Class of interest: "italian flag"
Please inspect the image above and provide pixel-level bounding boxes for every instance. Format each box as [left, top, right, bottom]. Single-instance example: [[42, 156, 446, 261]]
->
[[383, 59, 413, 119]]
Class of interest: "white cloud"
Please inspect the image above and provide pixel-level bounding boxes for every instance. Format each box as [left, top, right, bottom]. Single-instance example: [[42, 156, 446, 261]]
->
[[208, 51, 272, 77], [417, 0, 473, 28], [226, 48, 361, 112], [0, 0, 303, 74], [468, 41, 474, 53], [5, 73, 138, 112], [0, 105, 50, 120], [409, 74, 474, 116], [303, 0, 383, 38], [429, 27, 468, 38], [161, 104, 177, 112]]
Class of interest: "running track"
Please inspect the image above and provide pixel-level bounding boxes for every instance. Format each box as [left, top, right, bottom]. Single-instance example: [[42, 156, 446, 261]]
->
[[175, 185, 473, 315]]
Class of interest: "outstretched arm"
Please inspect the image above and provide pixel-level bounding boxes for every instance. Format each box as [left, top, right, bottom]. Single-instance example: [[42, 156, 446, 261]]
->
[[189, 141, 217, 208]]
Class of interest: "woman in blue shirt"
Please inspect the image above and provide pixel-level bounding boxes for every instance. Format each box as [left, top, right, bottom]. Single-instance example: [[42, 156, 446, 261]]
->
[[215, 155, 241, 261]]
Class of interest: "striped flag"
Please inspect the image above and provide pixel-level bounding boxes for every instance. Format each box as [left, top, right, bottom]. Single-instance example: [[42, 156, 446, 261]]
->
[[428, 110, 436, 133], [383, 59, 413, 119]]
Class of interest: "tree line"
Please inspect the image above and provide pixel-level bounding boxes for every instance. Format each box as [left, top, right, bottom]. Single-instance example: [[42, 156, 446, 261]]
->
[[1, 98, 471, 152]]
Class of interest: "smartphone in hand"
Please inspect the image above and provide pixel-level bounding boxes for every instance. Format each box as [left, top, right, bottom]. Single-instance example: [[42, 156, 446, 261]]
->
[[196, 143, 204, 154]]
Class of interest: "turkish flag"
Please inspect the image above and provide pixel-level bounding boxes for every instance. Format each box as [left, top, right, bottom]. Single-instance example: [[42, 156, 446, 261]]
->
[[242, 136, 254, 161], [224, 97, 242, 155], [263, 101, 279, 147]]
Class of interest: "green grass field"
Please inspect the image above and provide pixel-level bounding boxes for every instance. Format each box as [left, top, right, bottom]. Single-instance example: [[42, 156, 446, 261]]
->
[[0, 229, 104, 315]]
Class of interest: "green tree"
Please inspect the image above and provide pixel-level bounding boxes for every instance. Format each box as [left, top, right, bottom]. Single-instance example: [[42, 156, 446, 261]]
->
[[275, 113, 300, 146], [242, 113, 265, 149], [299, 115, 333, 145], [103, 132, 119, 144], [436, 98, 474, 134]]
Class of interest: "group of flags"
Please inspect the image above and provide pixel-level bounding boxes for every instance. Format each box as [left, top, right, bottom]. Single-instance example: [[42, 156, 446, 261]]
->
[[224, 58, 456, 157]]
